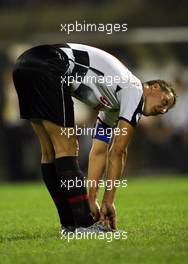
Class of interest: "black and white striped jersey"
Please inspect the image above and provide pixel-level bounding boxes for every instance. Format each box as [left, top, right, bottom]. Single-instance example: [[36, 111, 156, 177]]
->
[[60, 43, 144, 127]]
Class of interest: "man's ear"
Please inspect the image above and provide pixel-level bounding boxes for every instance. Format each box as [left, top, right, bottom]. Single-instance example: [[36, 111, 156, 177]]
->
[[155, 83, 161, 91], [152, 83, 161, 96]]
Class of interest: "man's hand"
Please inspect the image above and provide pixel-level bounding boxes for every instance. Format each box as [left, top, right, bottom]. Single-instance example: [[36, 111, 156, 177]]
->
[[100, 202, 116, 230], [89, 198, 100, 221], [87, 136, 109, 221], [99, 120, 133, 225]]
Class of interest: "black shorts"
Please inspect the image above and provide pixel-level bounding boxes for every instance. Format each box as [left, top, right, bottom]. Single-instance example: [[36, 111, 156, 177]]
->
[[12, 44, 75, 127]]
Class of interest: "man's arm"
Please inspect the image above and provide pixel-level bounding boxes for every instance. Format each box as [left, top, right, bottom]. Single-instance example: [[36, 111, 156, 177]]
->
[[88, 137, 109, 220], [100, 119, 134, 228]]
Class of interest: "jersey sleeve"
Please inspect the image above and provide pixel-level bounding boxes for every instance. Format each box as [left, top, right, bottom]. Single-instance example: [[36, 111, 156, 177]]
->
[[117, 83, 144, 127]]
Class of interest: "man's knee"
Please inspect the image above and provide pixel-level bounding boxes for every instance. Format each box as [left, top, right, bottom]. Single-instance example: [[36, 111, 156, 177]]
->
[[53, 137, 79, 158], [31, 120, 55, 163], [42, 120, 79, 157], [41, 143, 55, 163]]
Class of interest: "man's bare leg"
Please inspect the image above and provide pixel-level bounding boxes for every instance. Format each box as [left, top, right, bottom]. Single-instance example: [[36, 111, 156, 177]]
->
[[31, 119, 75, 228], [42, 120, 94, 227]]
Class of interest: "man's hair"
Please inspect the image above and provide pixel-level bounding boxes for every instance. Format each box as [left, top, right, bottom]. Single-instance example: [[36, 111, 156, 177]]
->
[[146, 79, 177, 108]]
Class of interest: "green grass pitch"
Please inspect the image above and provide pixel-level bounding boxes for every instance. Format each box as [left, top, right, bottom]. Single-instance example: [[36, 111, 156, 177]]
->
[[0, 176, 187, 264]]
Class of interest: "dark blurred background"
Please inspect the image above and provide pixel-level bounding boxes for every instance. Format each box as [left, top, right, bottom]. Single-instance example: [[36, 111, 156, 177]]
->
[[0, 0, 188, 181]]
